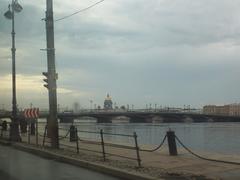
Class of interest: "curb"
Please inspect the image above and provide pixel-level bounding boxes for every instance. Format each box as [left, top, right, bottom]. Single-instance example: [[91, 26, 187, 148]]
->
[[0, 139, 11, 146], [9, 143, 160, 180]]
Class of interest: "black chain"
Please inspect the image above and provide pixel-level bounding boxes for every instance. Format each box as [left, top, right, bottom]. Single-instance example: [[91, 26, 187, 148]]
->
[[140, 135, 167, 152], [175, 135, 240, 166]]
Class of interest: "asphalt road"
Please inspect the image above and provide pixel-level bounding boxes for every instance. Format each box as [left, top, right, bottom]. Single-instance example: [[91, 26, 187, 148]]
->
[[0, 144, 123, 180]]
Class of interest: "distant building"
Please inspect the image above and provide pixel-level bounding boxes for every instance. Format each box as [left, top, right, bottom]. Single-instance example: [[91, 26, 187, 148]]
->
[[203, 103, 240, 116], [104, 94, 113, 110], [203, 105, 216, 115], [229, 104, 240, 116]]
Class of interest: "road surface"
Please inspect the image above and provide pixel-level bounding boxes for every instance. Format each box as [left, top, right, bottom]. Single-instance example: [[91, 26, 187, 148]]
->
[[0, 144, 123, 180]]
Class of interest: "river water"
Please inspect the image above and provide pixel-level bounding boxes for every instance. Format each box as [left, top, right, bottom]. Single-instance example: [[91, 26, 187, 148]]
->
[[50, 121, 240, 155], [24, 118, 240, 155]]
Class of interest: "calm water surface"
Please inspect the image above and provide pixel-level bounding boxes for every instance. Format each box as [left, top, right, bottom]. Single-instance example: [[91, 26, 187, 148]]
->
[[38, 120, 240, 155]]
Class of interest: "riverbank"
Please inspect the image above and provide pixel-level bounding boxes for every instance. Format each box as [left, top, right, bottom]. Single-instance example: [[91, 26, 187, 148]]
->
[[2, 137, 240, 180]]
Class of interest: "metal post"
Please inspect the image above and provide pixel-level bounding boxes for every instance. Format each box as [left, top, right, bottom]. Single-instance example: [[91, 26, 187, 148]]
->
[[43, 125, 47, 147], [28, 123, 30, 144], [133, 132, 141, 167], [70, 125, 76, 142], [167, 130, 178, 156], [75, 128, 79, 154], [45, 0, 59, 148], [36, 118, 38, 146], [100, 129, 106, 161]]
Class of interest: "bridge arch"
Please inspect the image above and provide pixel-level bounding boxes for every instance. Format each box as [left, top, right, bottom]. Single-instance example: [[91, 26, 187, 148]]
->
[[151, 116, 164, 123], [111, 116, 130, 123]]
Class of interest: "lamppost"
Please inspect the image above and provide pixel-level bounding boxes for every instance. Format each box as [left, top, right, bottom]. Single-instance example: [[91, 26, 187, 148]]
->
[[4, 0, 23, 141]]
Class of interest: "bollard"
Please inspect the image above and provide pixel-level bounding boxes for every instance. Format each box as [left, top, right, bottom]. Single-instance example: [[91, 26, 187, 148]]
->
[[70, 125, 77, 142], [167, 130, 178, 156]]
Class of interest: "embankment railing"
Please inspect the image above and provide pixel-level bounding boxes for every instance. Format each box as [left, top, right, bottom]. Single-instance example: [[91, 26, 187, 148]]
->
[[42, 125, 142, 167], [2, 121, 240, 167]]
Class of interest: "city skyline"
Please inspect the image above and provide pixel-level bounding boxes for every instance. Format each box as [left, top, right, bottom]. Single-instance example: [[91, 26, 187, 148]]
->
[[1, 0, 240, 109]]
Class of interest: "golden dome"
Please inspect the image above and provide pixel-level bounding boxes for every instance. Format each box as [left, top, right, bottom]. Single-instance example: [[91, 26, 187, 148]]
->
[[105, 93, 112, 100]]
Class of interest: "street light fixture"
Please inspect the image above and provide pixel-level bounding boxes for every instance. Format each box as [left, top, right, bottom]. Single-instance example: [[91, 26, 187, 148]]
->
[[4, 5, 12, 19], [4, 0, 23, 141]]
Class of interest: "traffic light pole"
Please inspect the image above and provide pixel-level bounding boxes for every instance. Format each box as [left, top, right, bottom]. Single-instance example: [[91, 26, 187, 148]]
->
[[45, 0, 59, 148]]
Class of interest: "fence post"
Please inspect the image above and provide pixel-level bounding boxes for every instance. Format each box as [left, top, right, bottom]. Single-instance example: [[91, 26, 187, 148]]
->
[[43, 125, 47, 147], [133, 132, 141, 167], [100, 129, 106, 161], [167, 130, 178, 156], [28, 123, 30, 144], [36, 118, 38, 146], [76, 128, 79, 154]]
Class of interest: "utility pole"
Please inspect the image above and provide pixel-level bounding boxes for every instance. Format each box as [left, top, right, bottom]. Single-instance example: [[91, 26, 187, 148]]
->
[[44, 0, 59, 148]]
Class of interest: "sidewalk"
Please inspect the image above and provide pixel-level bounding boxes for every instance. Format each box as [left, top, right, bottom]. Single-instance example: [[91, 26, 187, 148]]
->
[[14, 134, 240, 180]]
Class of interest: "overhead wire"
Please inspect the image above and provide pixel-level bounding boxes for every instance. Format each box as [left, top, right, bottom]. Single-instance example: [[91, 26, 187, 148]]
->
[[55, 0, 105, 22]]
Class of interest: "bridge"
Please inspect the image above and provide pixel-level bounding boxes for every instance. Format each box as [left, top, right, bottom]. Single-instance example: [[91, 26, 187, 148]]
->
[[56, 111, 240, 123], [1, 110, 240, 123]]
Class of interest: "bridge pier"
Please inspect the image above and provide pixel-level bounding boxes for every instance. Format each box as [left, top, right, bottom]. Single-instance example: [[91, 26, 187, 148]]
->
[[97, 117, 112, 123], [59, 117, 74, 123], [129, 116, 147, 123]]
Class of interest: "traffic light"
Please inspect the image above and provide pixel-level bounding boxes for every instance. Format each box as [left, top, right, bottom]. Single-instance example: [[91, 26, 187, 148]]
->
[[42, 72, 49, 89]]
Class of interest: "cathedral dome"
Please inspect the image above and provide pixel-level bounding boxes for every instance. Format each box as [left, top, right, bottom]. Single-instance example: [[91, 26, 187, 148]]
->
[[104, 94, 113, 109]]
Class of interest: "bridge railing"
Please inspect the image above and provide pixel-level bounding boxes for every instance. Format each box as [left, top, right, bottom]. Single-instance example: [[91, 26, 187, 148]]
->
[[41, 126, 142, 167]]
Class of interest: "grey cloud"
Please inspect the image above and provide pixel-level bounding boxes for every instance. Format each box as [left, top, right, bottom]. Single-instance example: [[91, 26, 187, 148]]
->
[[112, 0, 240, 46], [1, 0, 240, 109]]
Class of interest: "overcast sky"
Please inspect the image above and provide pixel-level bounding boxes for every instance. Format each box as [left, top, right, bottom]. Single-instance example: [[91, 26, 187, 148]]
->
[[1, 0, 240, 110]]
